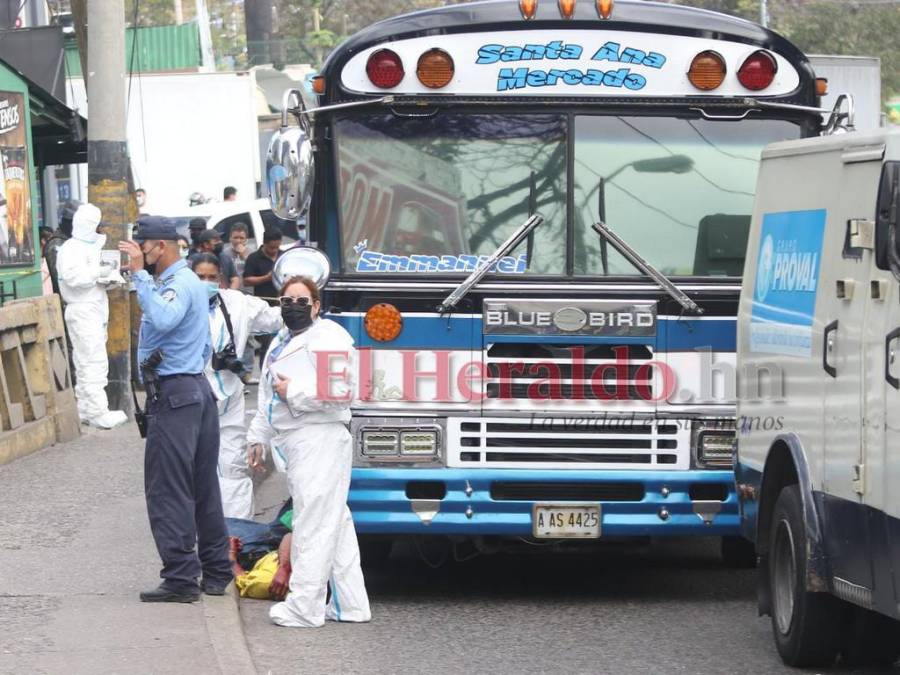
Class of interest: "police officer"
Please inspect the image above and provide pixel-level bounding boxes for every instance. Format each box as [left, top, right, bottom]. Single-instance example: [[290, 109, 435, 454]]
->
[[119, 216, 233, 603]]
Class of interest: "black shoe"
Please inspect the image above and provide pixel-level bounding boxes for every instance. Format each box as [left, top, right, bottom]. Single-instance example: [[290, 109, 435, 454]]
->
[[200, 578, 230, 596], [139, 584, 200, 603]]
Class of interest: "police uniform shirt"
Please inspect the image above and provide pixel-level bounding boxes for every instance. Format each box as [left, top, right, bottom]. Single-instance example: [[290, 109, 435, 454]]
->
[[134, 259, 212, 376]]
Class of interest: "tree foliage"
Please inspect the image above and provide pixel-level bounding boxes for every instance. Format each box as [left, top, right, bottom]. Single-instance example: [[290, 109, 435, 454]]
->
[[105, 0, 897, 99], [677, 0, 899, 100]]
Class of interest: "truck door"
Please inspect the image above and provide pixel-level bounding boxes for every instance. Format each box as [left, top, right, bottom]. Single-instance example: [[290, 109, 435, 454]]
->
[[821, 149, 885, 592], [862, 159, 900, 618]]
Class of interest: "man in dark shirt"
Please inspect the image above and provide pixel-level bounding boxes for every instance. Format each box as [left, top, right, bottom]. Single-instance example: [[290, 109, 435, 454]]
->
[[243, 228, 283, 370], [243, 228, 282, 302]]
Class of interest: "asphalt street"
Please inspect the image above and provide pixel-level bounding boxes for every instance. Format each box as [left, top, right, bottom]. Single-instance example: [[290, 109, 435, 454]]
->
[[244, 473, 897, 675], [4, 393, 894, 675]]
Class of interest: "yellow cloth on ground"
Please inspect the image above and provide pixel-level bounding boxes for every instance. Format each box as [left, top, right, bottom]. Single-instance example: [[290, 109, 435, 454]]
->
[[235, 551, 280, 599]]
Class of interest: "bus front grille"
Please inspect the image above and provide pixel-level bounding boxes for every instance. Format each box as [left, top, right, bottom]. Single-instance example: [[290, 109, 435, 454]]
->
[[483, 343, 656, 403], [447, 417, 690, 470]]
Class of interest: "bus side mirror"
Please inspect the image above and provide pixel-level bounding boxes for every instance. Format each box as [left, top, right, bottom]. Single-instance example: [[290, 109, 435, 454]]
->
[[874, 162, 900, 271], [266, 89, 315, 221]]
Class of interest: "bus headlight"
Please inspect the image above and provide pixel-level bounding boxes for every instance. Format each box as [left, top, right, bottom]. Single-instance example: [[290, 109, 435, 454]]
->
[[692, 421, 736, 468], [400, 430, 439, 455], [359, 426, 441, 459], [361, 430, 400, 456]]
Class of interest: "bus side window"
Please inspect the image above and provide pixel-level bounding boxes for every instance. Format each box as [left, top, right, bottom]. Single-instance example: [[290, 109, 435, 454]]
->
[[875, 162, 900, 271]]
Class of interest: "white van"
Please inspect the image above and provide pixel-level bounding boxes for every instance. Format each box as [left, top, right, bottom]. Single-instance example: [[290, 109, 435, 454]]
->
[[736, 128, 900, 667], [161, 198, 303, 247]]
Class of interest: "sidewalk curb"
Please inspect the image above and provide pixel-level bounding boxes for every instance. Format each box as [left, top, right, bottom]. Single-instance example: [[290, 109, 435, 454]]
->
[[203, 583, 256, 675]]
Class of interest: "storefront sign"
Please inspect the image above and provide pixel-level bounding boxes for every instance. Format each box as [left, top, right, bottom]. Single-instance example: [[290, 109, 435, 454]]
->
[[0, 92, 33, 267]]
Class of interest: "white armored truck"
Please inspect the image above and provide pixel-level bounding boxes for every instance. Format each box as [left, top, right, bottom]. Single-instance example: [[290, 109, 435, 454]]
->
[[736, 127, 900, 666]]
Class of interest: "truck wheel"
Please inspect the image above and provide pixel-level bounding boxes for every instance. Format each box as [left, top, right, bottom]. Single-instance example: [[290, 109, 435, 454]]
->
[[841, 606, 900, 667], [720, 536, 757, 568], [769, 485, 841, 667]]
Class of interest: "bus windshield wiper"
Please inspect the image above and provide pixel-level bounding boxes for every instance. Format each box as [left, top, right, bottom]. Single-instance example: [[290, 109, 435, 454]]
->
[[439, 214, 544, 314], [591, 221, 703, 315]]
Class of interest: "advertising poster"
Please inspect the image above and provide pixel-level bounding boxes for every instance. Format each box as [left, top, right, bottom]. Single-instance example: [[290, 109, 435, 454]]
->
[[749, 209, 826, 357], [0, 92, 33, 266]]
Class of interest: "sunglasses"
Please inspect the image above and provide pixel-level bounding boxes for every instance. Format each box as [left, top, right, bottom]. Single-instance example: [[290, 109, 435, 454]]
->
[[279, 296, 311, 308]]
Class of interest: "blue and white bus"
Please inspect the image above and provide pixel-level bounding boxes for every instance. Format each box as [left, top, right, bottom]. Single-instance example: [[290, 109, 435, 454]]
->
[[266, 0, 826, 563]]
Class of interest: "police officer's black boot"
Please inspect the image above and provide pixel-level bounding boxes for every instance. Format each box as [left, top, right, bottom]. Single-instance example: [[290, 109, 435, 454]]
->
[[139, 583, 201, 603], [200, 578, 230, 596]]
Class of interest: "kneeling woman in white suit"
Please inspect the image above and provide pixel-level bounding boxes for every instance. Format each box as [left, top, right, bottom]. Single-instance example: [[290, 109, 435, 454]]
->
[[247, 275, 370, 628], [193, 253, 282, 519]]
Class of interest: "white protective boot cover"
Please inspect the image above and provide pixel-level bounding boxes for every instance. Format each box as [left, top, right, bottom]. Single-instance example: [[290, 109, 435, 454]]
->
[[269, 422, 371, 628], [89, 410, 128, 429]]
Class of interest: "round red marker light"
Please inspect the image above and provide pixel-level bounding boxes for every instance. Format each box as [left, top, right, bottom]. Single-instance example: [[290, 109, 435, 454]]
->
[[738, 50, 777, 91], [366, 49, 404, 89]]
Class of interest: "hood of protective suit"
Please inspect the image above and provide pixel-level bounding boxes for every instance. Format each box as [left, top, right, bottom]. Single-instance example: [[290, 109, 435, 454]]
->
[[72, 204, 105, 246]]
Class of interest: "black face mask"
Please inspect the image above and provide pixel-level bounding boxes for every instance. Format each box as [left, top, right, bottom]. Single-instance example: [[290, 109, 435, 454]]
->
[[213, 243, 224, 256], [282, 303, 313, 333], [142, 248, 157, 276]]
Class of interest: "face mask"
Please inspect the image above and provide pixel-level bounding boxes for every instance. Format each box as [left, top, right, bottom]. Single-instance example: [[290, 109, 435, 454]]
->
[[282, 303, 313, 333], [213, 243, 224, 256], [142, 246, 159, 276], [205, 281, 220, 301], [179, 248, 189, 260]]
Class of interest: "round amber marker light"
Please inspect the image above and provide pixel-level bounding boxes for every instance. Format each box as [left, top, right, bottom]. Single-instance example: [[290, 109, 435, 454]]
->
[[365, 303, 403, 342], [688, 50, 726, 91], [416, 49, 455, 89]]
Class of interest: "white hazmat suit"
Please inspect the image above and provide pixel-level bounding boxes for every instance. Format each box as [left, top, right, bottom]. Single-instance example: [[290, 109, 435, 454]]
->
[[56, 204, 127, 429], [247, 318, 371, 628], [204, 288, 281, 519]]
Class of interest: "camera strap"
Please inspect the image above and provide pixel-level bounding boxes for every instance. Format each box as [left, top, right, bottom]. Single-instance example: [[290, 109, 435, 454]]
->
[[217, 293, 239, 352]]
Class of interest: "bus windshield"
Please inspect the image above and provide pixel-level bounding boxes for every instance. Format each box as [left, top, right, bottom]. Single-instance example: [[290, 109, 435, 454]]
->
[[335, 113, 800, 277]]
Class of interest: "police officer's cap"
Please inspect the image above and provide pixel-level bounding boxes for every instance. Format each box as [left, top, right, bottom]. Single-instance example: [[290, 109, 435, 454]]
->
[[133, 216, 179, 242]]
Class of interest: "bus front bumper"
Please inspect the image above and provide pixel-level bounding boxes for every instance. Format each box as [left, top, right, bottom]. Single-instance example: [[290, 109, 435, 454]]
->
[[349, 468, 740, 537]]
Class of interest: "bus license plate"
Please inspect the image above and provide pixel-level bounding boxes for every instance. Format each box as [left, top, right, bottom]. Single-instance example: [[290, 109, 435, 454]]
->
[[533, 504, 601, 539]]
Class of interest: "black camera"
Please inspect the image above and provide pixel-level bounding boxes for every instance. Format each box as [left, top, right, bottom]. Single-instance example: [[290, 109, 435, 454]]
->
[[134, 348, 164, 438], [211, 344, 247, 375]]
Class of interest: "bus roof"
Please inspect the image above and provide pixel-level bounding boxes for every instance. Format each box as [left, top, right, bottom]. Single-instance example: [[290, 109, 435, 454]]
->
[[325, 0, 796, 72]]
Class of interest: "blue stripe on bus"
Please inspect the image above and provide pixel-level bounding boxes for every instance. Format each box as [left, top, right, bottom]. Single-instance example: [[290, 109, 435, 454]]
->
[[327, 314, 736, 351]]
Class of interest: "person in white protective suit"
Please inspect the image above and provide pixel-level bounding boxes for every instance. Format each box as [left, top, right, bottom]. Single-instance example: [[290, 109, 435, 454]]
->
[[55, 204, 128, 429], [247, 275, 371, 628], [192, 253, 282, 519]]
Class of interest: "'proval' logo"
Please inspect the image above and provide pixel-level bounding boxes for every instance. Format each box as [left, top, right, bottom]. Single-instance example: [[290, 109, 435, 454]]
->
[[758, 233, 820, 303], [755, 235, 774, 302]]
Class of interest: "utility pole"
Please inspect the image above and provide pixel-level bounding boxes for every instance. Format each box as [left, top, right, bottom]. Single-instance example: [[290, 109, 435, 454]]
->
[[70, 0, 88, 81], [195, 0, 215, 70], [760, 0, 769, 27], [174, 0, 184, 24], [85, 0, 133, 415]]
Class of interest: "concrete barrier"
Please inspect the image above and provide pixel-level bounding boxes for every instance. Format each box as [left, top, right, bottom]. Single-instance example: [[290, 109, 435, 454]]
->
[[0, 295, 80, 465]]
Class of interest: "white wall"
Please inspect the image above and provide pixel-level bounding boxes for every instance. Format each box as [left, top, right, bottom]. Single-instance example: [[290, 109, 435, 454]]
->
[[809, 55, 883, 131], [67, 70, 262, 214]]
